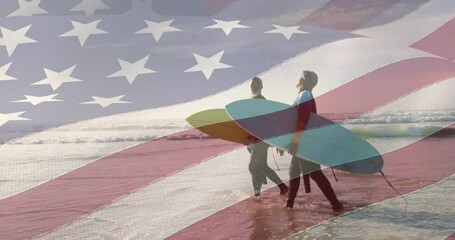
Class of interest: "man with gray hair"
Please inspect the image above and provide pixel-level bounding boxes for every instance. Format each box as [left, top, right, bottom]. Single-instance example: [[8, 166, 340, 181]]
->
[[284, 71, 343, 211]]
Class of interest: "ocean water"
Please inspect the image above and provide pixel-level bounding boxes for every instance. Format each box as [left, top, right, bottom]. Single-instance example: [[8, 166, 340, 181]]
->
[[2, 110, 454, 202], [3, 109, 454, 145], [1, 110, 455, 239]]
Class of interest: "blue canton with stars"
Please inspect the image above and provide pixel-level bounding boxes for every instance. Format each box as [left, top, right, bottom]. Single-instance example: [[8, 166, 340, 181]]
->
[[0, 0, 354, 142]]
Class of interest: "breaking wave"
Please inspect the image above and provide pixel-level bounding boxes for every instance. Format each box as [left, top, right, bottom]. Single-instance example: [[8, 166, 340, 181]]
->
[[5, 135, 159, 145], [2, 110, 454, 145], [342, 110, 455, 124], [350, 125, 455, 139]]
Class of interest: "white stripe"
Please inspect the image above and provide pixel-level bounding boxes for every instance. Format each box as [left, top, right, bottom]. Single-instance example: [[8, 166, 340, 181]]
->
[[289, 174, 455, 240], [360, 78, 455, 155], [39, 78, 455, 240], [215, 0, 330, 25], [355, 0, 455, 46], [38, 146, 259, 240]]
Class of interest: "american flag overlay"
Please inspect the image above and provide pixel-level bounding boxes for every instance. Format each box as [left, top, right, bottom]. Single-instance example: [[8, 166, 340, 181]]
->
[[1, 0, 454, 239]]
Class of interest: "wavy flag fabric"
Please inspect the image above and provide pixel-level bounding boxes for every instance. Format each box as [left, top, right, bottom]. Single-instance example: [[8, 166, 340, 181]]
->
[[0, 0, 454, 239], [0, 0, 354, 143]]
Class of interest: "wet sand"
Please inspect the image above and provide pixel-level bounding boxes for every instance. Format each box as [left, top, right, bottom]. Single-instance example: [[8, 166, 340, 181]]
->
[[170, 133, 455, 240]]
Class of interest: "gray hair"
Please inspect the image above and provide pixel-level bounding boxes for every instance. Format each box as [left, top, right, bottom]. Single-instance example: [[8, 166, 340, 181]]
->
[[301, 71, 318, 90]]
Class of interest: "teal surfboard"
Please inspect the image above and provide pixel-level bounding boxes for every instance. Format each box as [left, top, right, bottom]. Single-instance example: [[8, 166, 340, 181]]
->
[[225, 99, 383, 174]]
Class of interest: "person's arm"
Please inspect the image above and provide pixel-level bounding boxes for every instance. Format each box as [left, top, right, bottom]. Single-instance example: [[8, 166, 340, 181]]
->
[[288, 101, 311, 155]]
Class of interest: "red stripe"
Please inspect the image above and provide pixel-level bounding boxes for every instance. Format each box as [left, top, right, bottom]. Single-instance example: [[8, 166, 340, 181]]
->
[[1, 57, 454, 239], [317, 57, 455, 115], [446, 233, 455, 240], [411, 18, 455, 61], [299, 0, 398, 31], [0, 131, 240, 240], [169, 124, 455, 239], [201, 0, 237, 15]]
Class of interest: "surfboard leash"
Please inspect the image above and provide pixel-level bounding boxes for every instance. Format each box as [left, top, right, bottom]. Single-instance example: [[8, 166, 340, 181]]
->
[[331, 168, 339, 182], [380, 170, 408, 213], [270, 148, 281, 171]]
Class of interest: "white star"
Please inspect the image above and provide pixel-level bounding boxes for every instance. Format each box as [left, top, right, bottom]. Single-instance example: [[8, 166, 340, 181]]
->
[[70, 0, 110, 15], [265, 24, 309, 40], [32, 65, 82, 90], [8, 0, 48, 17], [0, 111, 29, 127], [60, 20, 108, 46], [184, 50, 232, 80], [13, 94, 62, 105], [205, 19, 250, 36], [0, 25, 37, 57], [0, 62, 16, 81], [80, 95, 130, 108], [135, 20, 181, 42], [107, 55, 156, 84]]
